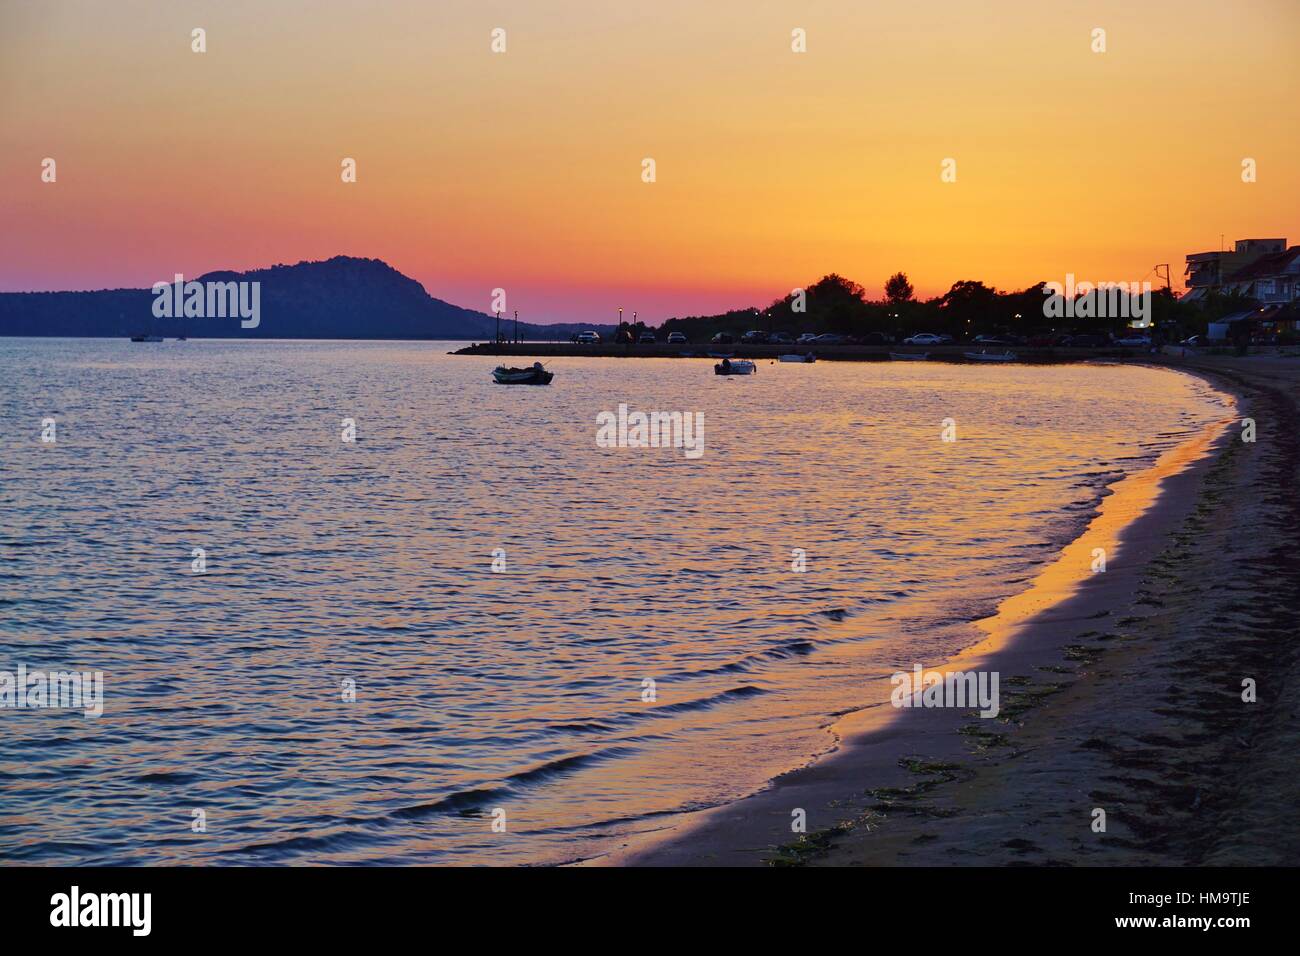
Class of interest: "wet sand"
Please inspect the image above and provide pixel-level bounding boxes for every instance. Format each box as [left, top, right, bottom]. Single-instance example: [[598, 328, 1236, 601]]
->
[[597, 355, 1300, 867]]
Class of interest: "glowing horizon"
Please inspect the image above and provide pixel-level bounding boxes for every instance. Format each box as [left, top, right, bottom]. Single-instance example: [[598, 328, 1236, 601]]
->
[[2, 0, 1297, 322]]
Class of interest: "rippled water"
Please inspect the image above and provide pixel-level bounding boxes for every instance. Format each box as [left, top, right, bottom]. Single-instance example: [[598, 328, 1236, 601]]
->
[[0, 339, 1230, 864]]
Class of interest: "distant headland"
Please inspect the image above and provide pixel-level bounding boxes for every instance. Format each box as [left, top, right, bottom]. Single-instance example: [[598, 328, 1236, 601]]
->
[[0, 256, 606, 341]]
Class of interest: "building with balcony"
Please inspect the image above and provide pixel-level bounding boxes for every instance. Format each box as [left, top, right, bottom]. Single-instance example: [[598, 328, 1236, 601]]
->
[[1221, 246, 1300, 304], [1183, 238, 1289, 302]]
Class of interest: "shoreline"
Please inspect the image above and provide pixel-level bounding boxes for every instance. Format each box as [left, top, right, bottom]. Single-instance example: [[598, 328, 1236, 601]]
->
[[593, 357, 1299, 866], [454, 341, 1158, 364]]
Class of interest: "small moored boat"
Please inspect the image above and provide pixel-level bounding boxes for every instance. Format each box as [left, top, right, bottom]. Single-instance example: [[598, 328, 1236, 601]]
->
[[964, 350, 1017, 362], [492, 362, 553, 385], [714, 358, 756, 375], [778, 353, 815, 363], [130, 334, 164, 343], [889, 352, 929, 361]]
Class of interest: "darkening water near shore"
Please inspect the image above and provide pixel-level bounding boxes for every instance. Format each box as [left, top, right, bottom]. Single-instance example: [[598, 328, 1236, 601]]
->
[[0, 339, 1231, 864]]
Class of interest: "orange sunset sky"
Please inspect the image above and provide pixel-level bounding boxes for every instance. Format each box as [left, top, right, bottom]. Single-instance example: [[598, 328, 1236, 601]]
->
[[2, 0, 1297, 323]]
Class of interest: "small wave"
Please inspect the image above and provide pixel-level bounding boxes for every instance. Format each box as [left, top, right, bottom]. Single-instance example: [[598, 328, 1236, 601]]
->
[[135, 771, 200, 785], [228, 827, 382, 859], [391, 745, 642, 820], [659, 639, 815, 682], [653, 684, 766, 716]]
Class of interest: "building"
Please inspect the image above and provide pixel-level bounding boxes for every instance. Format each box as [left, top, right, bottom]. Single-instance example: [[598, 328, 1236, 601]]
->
[[1183, 238, 1290, 302], [1186, 238, 1300, 339], [1205, 302, 1300, 341], [1222, 246, 1300, 304]]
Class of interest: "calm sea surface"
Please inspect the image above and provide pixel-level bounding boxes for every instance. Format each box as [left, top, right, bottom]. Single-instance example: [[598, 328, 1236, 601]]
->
[[0, 339, 1230, 864]]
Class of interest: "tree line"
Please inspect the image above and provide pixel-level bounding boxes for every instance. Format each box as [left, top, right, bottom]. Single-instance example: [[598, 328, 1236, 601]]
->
[[656, 272, 1262, 342]]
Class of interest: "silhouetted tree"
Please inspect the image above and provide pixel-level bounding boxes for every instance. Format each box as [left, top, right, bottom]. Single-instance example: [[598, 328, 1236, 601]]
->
[[884, 272, 914, 304], [937, 280, 997, 335]]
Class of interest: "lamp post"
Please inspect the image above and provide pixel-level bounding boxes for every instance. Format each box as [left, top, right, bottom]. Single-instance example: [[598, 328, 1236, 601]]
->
[[514, 310, 518, 344]]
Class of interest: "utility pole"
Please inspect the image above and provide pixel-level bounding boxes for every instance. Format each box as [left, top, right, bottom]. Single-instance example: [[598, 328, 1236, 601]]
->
[[514, 310, 519, 344], [495, 310, 500, 346], [1154, 264, 1172, 294]]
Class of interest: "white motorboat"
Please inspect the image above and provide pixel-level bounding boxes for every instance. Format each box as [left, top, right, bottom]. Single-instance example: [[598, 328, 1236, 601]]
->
[[714, 358, 756, 375]]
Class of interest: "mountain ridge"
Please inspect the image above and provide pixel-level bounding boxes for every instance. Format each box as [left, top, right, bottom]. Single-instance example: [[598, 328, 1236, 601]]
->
[[0, 256, 607, 340]]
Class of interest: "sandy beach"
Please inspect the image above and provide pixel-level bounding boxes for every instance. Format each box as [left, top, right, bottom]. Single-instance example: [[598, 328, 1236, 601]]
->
[[598, 354, 1300, 867]]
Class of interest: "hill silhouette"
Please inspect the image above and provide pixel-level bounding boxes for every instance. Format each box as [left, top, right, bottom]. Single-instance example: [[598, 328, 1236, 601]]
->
[[0, 256, 602, 340]]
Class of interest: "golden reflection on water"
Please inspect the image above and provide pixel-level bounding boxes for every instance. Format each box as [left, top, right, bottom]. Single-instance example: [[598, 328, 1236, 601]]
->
[[978, 413, 1231, 647]]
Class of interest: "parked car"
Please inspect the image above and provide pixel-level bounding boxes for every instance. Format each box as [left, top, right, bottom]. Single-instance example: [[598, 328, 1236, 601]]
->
[[1032, 333, 1081, 346], [972, 334, 1014, 346], [903, 333, 944, 346], [1062, 333, 1110, 348], [797, 333, 819, 344], [666, 331, 687, 344], [1114, 334, 1152, 347], [812, 333, 846, 345], [740, 330, 769, 344], [1179, 335, 1203, 348], [710, 332, 735, 344], [860, 331, 894, 345], [575, 330, 601, 344], [638, 331, 656, 344], [768, 332, 795, 345]]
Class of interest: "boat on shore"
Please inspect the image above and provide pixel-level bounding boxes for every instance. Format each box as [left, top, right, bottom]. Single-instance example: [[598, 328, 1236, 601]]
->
[[964, 350, 1017, 362], [714, 358, 755, 375], [778, 353, 815, 363], [492, 362, 553, 385], [129, 334, 164, 343], [889, 351, 929, 361]]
